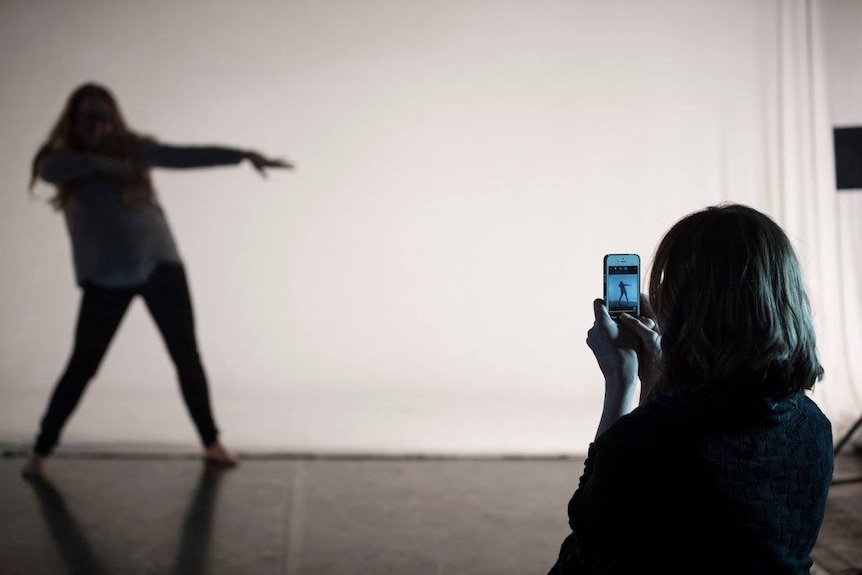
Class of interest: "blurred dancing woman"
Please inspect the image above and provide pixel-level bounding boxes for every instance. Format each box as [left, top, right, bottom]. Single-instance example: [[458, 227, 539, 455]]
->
[[549, 205, 833, 574], [22, 83, 292, 478]]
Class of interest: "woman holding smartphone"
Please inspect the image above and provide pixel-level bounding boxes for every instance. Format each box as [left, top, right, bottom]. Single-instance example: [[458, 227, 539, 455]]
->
[[22, 83, 292, 478], [549, 205, 833, 574]]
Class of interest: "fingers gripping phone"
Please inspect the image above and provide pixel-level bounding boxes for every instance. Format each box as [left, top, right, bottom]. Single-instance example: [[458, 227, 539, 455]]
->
[[604, 254, 641, 321]]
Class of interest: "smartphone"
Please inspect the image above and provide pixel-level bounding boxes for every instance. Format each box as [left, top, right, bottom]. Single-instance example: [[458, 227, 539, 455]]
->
[[604, 254, 641, 321]]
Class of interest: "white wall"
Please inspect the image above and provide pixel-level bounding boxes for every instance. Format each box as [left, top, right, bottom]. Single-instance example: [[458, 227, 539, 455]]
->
[[822, 0, 862, 435], [0, 0, 857, 454]]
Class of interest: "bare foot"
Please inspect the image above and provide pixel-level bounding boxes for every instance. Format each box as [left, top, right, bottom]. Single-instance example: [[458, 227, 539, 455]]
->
[[203, 442, 239, 468], [21, 455, 46, 480]]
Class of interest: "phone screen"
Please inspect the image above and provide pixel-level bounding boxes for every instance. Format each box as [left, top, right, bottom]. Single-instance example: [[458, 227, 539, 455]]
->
[[604, 254, 640, 320]]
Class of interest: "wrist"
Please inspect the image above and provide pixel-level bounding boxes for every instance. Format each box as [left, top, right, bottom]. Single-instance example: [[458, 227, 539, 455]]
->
[[604, 370, 637, 395], [603, 376, 637, 415], [603, 382, 636, 408], [596, 381, 637, 439]]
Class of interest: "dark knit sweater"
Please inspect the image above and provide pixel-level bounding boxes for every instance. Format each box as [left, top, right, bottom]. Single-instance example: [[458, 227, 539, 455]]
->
[[549, 390, 833, 575]]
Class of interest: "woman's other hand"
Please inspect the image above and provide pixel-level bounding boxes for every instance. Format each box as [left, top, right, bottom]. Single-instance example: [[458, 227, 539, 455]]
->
[[619, 293, 662, 401], [245, 151, 294, 177]]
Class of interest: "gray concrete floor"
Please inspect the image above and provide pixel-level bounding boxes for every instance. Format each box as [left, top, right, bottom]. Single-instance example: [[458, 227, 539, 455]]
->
[[0, 452, 860, 575], [811, 450, 862, 575], [0, 455, 578, 575]]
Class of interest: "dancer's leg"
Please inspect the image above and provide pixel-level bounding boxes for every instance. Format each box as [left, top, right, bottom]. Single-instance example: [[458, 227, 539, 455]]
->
[[141, 264, 236, 465], [27, 285, 133, 475]]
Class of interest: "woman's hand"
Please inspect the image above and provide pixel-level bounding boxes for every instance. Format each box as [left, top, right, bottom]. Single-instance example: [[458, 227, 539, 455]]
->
[[619, 294, 662, 401], [588, 299, 639, 391], [588, 299, 640, 437], [245, 151, 294, 177]]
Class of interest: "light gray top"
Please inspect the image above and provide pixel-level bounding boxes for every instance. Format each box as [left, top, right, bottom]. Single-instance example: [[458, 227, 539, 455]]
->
[[38, 142, 246, 287]]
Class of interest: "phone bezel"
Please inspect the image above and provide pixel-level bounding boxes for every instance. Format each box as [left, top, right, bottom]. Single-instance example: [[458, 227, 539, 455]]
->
[[603, 253, 641, 320]]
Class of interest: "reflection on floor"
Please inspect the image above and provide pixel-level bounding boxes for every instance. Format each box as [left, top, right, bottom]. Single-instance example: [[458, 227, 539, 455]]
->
[[0, 452, 860, 575]]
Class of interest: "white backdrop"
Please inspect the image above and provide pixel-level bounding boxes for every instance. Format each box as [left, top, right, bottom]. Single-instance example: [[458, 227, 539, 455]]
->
[[823, 0, 862, 446], [1, 0, 859, 454]]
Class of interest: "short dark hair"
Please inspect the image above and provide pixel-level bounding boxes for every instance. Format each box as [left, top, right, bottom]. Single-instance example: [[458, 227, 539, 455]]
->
[[649, 204, 822, 397]]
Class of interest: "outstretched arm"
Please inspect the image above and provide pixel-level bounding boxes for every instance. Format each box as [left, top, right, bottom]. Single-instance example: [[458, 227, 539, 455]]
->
[[138, 142, 293, 177]]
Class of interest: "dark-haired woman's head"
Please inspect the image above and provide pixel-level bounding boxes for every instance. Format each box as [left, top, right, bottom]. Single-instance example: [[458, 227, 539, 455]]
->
[[30, 83, 152, 209], [649, 204, 822, 397], [46, 83, 131, 153], [70, 85, 122, 151]]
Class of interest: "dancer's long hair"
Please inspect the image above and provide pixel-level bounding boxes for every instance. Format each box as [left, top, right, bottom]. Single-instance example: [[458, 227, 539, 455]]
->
[[29, 83, 154, 210]]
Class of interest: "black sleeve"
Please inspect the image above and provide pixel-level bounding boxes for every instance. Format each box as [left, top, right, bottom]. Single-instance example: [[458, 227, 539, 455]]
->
[[137, 141, 246, 169], [36, 152, 95, 184]]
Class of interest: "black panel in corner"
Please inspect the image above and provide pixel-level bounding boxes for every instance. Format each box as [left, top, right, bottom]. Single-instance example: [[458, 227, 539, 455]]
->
[[834, 127, 862, 190]]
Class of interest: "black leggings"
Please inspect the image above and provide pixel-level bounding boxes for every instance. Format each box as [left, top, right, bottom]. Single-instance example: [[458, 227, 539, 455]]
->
[[34, 263, 219, 456]]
